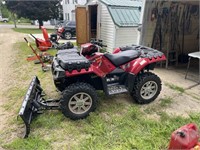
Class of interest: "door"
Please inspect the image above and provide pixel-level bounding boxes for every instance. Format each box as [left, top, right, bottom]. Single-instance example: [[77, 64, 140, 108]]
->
[[88, 5, 98, 39], [75, 6, 89, 45]]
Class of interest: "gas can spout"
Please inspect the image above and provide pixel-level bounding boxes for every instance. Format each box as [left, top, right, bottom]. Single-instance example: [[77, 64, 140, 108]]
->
[[176, 131, 186, 138]]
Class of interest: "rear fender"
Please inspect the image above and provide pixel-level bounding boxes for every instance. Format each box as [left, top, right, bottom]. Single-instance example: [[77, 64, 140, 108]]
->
[[126, 55, 166, 75]]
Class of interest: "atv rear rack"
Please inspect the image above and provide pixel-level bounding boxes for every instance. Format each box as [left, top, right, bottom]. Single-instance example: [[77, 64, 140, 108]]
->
[[18, 76, 60, 138]]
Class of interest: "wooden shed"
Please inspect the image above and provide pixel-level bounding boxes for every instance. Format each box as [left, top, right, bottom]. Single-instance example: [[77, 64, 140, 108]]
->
[[139, 0, 199, 68], [76, 0, 142, 52]]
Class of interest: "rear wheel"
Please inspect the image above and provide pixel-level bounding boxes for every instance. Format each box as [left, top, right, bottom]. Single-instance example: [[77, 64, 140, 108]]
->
[[64, 31, 72, 40], [60, 82, 98, 120], [131, 72, 161, 104]]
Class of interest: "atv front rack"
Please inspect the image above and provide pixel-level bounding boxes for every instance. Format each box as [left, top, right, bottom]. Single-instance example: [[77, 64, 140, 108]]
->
[[19, 76, 60, 138]]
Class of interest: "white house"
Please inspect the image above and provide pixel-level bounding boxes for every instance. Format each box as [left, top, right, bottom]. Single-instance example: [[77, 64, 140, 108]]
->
[[62, 0, 88, 21]]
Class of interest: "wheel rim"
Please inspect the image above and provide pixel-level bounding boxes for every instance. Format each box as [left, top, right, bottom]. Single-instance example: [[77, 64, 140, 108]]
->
[[65, 32, 71, 39], [68, 92, 92, 114], [140, 81, 158, 100]]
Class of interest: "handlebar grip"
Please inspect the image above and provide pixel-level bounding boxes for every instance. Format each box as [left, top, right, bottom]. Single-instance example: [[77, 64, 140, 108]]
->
[[24, 38, 28, 43], [24, 38, 31, 47], [30, 34, 36, 39]]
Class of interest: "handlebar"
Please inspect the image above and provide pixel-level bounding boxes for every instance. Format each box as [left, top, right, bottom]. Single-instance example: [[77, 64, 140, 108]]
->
[[30, 34, 36, 40], [24, 37, 28, 43], [90, 39, 107, 48]]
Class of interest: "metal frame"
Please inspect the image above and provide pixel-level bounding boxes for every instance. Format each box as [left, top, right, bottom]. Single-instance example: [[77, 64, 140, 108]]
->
[[185, 51, 200, 87], [19, 76, 60, 138]]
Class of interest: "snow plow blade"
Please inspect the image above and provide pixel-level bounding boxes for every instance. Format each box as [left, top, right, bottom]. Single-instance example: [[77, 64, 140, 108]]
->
[[18, 76, 43, 138]]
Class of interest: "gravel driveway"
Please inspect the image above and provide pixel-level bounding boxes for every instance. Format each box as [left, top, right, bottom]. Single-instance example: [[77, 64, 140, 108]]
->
[[0, 28, 24, 133]]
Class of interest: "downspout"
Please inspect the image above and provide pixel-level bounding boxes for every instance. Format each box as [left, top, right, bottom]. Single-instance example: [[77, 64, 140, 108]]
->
[[139, 0, 147, 45]]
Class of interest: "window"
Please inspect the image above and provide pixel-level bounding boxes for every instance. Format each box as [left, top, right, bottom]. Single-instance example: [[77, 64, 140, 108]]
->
[[65, 0, 69, 4], [65, 13, 70, 21], [67, 13, 70, 21], [65, 13, 68, 20]]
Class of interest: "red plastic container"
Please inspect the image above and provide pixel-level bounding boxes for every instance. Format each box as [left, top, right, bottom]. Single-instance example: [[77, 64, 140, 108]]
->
[[168, 123, 199, 150]]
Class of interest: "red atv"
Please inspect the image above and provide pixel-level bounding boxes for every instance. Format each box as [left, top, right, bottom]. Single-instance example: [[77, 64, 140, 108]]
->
[[19, 40, 166, 137]]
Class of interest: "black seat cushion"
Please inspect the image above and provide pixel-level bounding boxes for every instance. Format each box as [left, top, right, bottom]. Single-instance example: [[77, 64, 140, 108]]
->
[[104, 50, 140, 67]]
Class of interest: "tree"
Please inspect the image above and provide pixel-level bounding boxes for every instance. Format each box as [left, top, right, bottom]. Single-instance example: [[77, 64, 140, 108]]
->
[[6, 0, 61, 28]]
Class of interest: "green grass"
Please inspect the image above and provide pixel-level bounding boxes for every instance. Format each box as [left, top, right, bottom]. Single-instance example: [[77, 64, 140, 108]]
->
[[1, 42, 200, 150], [13, 28, 55, 34], [75, 110, 200, 150], [0, 21, 13, 24], [165, 82, 185, 93], [143, 97, 173, 115], [160, 97, 173, 107], [3, 137, 51, 150]]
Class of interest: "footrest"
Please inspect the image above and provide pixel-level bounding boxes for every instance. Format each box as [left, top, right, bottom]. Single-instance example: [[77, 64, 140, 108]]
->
[[107, 84, 128, 95]]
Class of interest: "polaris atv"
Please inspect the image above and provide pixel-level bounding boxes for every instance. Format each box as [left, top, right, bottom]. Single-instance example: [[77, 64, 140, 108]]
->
[[19, 40, 166, 137]]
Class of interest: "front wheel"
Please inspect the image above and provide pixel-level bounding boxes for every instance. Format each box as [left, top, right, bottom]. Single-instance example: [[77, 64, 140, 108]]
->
[[64, 31, 72, 40], [60, 82, 98, 120], [131, 72, 161, 104]]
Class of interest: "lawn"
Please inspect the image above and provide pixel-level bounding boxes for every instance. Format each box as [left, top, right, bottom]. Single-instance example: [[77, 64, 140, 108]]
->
[[0, 21, 13, 24], [12, 28, 55, 34], [1, 41, 200, 150]]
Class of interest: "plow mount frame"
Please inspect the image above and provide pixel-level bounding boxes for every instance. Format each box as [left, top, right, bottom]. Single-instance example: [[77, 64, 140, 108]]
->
[[18, 76, 60, 138]]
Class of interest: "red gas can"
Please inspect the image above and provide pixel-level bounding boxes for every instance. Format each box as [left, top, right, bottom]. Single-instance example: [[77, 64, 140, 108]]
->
[[168, 123, 199, 150]]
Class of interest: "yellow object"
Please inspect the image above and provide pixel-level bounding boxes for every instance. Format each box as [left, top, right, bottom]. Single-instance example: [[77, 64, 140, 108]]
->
[[28, 43, 30, 47]]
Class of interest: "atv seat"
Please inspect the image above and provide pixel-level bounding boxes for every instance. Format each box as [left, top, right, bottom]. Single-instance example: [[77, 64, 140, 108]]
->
[[104, 50, 140, 67]]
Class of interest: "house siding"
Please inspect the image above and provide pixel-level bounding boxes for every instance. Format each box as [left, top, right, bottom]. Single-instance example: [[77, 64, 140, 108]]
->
[[115, 27, 139, 48], [99, 3, 116, 53], [63, 0, 87, 21]]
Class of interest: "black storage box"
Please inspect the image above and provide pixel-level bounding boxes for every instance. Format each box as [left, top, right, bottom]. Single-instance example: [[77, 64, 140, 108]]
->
[[57, 48, 78, 55], [56, 52, 90, 72]]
